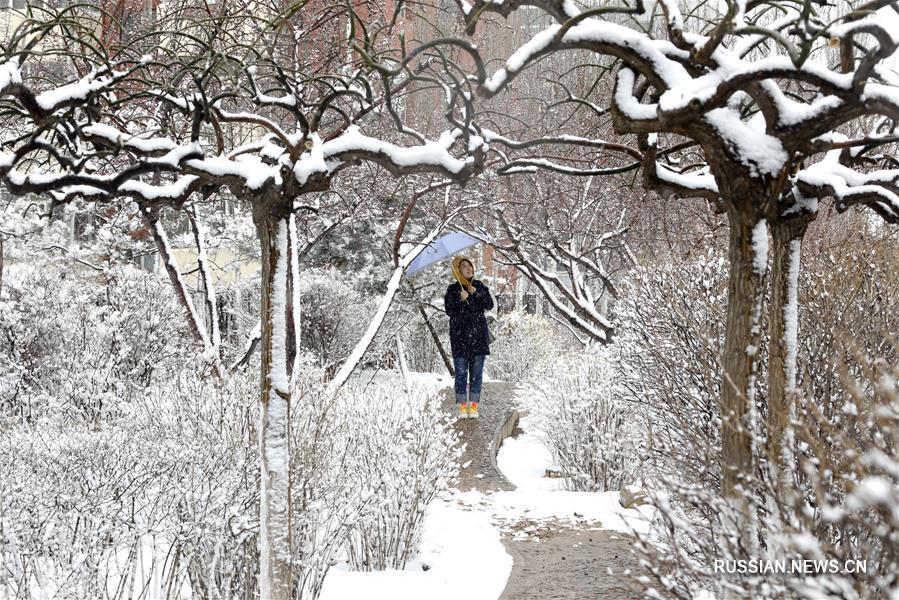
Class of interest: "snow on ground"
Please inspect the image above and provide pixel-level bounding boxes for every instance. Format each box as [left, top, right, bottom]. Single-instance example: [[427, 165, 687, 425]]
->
[[319, 499, 512, 600], [491, 411, 653, 535], [352, 367, 453, 398], [319, 374, 652, 600], [353, 367, 503, 393]]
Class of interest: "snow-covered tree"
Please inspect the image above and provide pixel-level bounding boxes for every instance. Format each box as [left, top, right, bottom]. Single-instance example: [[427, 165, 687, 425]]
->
[[455, 0, 899, 504], [0, 6, 484, 596], [474, 175, 634, 344]]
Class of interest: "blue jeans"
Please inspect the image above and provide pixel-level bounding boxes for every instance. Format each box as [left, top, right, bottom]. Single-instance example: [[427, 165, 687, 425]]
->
[[453, 355, 485, 404]]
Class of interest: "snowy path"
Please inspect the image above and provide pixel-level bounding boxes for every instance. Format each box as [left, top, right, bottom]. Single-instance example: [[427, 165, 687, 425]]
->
[[445, 381, 518, 494], [320, 377, 652, 599], [443, 382, 650, 600]]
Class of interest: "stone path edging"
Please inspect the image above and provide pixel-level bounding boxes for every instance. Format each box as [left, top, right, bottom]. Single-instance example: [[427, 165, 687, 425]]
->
[[488, 407, 526, 489]]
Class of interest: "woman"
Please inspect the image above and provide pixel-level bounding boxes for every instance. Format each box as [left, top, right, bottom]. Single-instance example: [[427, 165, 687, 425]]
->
[[444, 256, 494, 419]]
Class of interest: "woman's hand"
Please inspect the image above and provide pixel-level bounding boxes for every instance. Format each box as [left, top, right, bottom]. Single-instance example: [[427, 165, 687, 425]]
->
[[460, 289, 469, 301], [466, 285, 476, 294]]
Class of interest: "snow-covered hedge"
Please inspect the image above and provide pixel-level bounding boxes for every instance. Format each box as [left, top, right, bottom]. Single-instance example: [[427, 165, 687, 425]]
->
[[0, 372, 259, 599], [636, 359, 899, 600], [613, 252, 727, 486], [0, 362, 459, 599], [342, 386, 460, 571], [0, 263, 192, 422], [299, 268, 402, 376], [623, 235, 899, 598], [487, 311, 559, 381], [525, 347, 646, 492]]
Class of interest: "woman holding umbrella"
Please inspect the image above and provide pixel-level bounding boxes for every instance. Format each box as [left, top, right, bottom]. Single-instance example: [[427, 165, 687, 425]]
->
[[444, 256, 494, 419]]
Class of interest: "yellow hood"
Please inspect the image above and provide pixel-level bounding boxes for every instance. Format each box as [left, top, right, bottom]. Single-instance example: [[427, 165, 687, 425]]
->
[[451, 256, 472, 287]]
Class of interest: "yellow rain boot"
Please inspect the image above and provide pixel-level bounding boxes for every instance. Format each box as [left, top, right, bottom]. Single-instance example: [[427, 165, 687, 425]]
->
[[468, 402, 478, 419], [458, 402, 470, 420]]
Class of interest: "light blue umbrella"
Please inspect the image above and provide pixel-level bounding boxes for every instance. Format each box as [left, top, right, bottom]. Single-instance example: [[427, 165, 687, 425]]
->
[[406, 230, 483, 277]]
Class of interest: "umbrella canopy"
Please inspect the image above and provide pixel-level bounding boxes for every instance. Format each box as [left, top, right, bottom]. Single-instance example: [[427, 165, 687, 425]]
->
[[405, 230, 482, 277]]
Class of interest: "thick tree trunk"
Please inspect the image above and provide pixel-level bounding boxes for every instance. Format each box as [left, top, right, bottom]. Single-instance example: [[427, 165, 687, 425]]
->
[[767, 218, 808, 479], [720, 210, 769, 497], [254, 203, 295, 600]]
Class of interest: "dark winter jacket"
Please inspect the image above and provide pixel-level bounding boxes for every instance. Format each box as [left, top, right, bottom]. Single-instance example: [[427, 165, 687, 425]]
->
[[444, 279, 494, 357]]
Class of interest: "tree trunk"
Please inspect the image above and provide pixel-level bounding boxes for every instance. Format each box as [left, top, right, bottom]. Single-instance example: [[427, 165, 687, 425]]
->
[[418, 303, 454, 376], [767, 218, 809, 479], [254, 203, 295, 600], [140, 205, 211, 349], [408, 281, 454, 376], [720, 210, 769, 497]]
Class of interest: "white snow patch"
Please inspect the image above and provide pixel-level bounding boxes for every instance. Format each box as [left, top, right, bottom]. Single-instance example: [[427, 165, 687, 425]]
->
[[120, 176, 198, 200], [751, 220, 768, 275], [354, 369, 453, 399], [655, 163, 718, 192], [320, 499, 511, 600], [0, 59, 22, 90], [83, 123, 178, 153], [319, 377, 652, 599], [293, 133, 327, 185], [320, 126, 470, 175], [34, 69, 125, 111], [705, 108, 787, 176], [783, 238, 801, 388], [508, 25, 560, 73], [614, 68, 658, 121], [186, 154, 281, 189], [496, 419, 562, 492]]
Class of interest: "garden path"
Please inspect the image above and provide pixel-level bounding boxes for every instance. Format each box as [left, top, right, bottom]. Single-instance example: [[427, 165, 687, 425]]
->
[[442, 381, 649, 600]]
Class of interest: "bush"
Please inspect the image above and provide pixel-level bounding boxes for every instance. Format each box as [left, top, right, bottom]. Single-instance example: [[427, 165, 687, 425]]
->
[[487, 310, 559, 381], [613, 252, 726, 488], [342, 386, 460, 571], [634, 358, 899, 600], [527, 347, 645, 492], [0, 360, 459, 599], [0, 372, 259, 600], [620, 233, 899, 598], [289, 362, 458, 594], [298, 268, 406, 376], [0, 263, 192, 423]]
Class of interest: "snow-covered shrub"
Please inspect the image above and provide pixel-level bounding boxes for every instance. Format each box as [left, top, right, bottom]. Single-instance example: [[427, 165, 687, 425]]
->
[[289, 358, 367, 598], [0, 371, 259, 599], [135, 372, 261, 599], [613, 252, 727, 486], [487, 310, 559, 381], [342, 385, 460, 571], [635, 357, 899, 600], [403, 314, 449, 374], [299, 269, 389, 375], [616, 238, 899, 488], [784, 358, 899, 598], [0, 263, 191, 422], [623, 235, 899, 598], [0, 352, 457, 599], [797, 237, 899, 415], [527, 347, 645, 491]]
